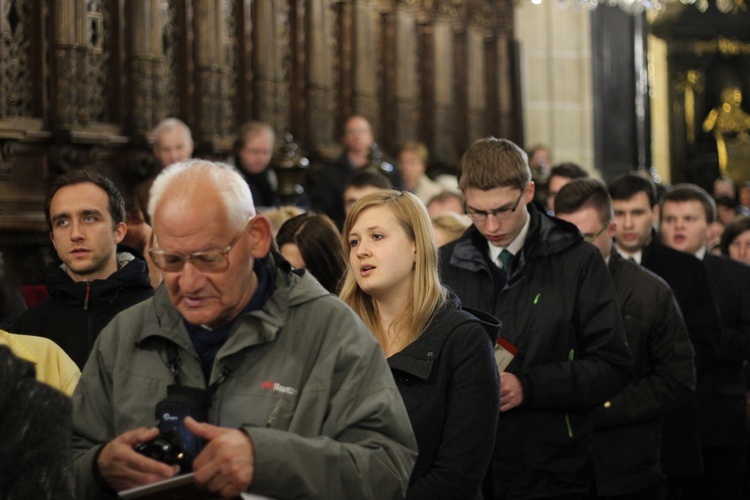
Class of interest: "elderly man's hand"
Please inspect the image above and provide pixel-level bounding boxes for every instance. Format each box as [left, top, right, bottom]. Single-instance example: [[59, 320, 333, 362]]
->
[[97, 427, 180, 491], [186, 416, 255, 498]]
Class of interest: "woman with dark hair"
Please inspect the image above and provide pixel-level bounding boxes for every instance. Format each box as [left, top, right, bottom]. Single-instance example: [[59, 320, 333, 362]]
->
[[340, 190, 499, 500], [720, 215, 750, 266], [276, 213, 346, 294]]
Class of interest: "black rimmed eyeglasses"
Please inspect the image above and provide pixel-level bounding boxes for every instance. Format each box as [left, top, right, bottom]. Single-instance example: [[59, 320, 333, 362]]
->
[[466, 189, 525, 223]]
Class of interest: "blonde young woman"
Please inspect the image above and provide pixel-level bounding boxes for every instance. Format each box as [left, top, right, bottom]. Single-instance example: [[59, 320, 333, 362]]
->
[[340, 190, 500, 500]]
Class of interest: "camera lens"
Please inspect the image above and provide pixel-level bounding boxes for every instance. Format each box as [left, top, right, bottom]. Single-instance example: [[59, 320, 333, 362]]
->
[[146, 439, 174, 462]]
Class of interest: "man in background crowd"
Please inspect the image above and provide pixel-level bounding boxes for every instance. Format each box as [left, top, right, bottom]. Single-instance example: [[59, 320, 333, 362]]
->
[[555, 178, 695, 500], [659, 183, 750, 500]]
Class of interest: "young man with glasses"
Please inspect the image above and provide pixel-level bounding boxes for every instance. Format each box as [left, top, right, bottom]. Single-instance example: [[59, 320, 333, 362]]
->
[[71, 160, 417, 499], [555, 178, 695, 500], [439, 138, 632, 500]]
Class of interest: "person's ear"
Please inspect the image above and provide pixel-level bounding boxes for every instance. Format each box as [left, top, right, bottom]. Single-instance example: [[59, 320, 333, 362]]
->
[[652, 204, 660, 227], [248, 216, 273, 258], [112, 221, 126, 244], [525, 181, 536, 203]]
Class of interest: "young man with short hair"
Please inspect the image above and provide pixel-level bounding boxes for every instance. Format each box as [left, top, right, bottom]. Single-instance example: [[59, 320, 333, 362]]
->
[[439, 137, 632, 499], [12, 170, 153, 368], [555, 178, 695, 500], [608, 173, 723, 498], [660, 183, 750, 500]]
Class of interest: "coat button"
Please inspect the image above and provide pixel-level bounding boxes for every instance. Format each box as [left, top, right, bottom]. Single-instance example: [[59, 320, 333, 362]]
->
[[427, 352, 433, 357]]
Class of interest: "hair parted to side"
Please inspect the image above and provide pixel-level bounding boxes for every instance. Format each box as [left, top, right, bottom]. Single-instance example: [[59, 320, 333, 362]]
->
[[148, 159, 255, 229], [661, 184, 717, 224], [720, 215, 750, 256], [276, 213, 346, 294], [457, 137, 531, 192], [607, 172, 657, 207], [554, 178, 613, 224], [44, 169, 126, 231], [339, 190, 447, 351]]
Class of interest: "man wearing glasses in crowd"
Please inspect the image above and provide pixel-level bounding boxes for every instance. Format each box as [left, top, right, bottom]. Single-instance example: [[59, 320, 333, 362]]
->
[[439, 138, 633, 500], [71, 160, 417, 499]]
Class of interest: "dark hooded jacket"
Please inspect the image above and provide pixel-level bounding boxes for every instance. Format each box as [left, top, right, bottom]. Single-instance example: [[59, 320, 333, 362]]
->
[[388, 297, 500, 500], [439, 203, 633, 499], [12, 249, 153, 369]]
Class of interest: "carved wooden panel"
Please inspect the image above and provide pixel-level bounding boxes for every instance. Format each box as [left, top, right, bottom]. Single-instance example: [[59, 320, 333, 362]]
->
[[0, 0, 520, 285]]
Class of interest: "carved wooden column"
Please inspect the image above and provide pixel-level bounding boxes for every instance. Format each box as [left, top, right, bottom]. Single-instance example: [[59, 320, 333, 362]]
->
[[49, 0, 82, 128], [253, 0, 290, 140], [193, 0, 219, 141], [431, 8, 456, 164], [351, 0, 379, 132], [305, 0, 336, 151], [393, 2, 419, 145], [466, 16, 490, 148], [126, 0, 159, 136]]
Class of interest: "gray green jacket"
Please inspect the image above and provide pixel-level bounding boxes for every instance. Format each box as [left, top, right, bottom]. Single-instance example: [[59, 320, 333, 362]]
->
[[71, 255, 417, 499]]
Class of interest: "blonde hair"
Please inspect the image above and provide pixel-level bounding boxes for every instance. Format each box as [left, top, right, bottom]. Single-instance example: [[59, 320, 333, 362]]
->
[[431, 212, 471, 244], [340, 190, 446, 352]]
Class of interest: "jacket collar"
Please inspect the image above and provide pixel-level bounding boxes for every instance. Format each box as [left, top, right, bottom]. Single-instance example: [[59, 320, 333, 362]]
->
[[449, 203, 582, 274], [137, 252, 330, 358]]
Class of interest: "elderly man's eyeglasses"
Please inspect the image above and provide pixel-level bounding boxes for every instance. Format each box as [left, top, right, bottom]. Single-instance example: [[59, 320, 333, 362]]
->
[[149, 217, 254, 272], [583, 220, 610, 243], [466, 189, 525, 223]]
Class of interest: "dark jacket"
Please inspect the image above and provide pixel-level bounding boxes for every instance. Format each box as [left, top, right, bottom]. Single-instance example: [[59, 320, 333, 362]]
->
[[698, 254, 750, 448], [310, 153, 404, 228], [0, 345, 75, 500], [640, 237, 722, 477], [439, 204, 633, 499], [389, 298, 500, 500], [12, 250, 153, 369], [592, 252, 696, 496]]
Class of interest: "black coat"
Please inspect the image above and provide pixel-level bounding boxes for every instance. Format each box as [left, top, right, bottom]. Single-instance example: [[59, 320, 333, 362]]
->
[[439, 205, 633, 499], [388, 299, 500, 500], [0, 346, 75, 500], [309, 153, 404, 228], [640, 237, 722, 477], [12, 251, 153, 369], [698, 254, 750, 448], [592, 252, 696, 496]]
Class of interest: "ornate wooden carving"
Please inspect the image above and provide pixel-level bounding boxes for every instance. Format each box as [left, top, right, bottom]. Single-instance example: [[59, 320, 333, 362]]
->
[[0, 0, 521, 285]]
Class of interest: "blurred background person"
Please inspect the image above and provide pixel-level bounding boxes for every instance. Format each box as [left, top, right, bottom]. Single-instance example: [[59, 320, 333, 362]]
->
[[431, 212, 471, 247], [233, 121, 280, 209], [264, 205, 305, 238], [340, 190, 499, 499], [276, 213, 347, 294], [721, 216, 750, 266], [343, 170, 393, 220], [545, 162, 589, 215], [397, 141, 443, 205], [426, 191, 464, 218]]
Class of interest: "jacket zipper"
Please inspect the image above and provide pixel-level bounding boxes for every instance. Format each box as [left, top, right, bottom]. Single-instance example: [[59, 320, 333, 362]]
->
[[565, 348, 575, 438], [83, 282, 91, 310]]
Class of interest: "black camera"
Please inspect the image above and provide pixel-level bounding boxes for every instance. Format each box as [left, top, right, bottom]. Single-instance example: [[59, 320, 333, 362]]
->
[[134, 385, 207, 471]]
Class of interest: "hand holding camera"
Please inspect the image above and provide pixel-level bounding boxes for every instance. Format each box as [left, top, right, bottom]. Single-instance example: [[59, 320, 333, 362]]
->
[[134, 385, 208, 472]]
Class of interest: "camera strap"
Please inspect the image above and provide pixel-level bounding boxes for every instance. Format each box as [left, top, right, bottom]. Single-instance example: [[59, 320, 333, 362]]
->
[[166, 342, 243, 409]]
